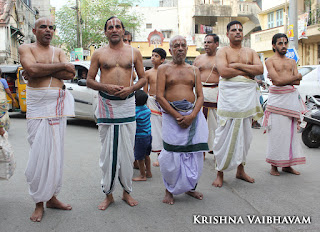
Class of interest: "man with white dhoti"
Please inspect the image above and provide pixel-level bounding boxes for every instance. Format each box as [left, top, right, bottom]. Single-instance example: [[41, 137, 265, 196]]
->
[[87, 17, 146, 210], [213, 21, 264, 187], [264, 33, 305, 176], [157, 35, 208, 205], [19, 17, 76, 222], [194, 34, 220, 155]]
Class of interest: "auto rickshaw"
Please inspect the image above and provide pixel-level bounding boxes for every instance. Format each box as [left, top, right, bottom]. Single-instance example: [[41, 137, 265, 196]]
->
[[0, 65, 27, 113]]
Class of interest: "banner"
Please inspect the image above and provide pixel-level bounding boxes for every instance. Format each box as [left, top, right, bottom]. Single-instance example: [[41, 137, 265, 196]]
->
[[298, 13, 308, 40], [287, 25, 294, 41], [74, 48, 83, 61]]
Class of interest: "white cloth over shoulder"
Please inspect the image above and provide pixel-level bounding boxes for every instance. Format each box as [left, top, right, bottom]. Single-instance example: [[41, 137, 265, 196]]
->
[[159, 100, 208, 195], [25, 87, 74, 203], [147, 95, 163, 152], [213, 76, 263, 172]]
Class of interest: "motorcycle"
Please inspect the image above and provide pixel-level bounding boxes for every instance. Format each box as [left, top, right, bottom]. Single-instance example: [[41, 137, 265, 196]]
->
[[301, 95, 320, 148]]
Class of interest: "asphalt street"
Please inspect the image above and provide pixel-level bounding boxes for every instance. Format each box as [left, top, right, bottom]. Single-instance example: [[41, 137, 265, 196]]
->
[[0, 114, 319, 232]]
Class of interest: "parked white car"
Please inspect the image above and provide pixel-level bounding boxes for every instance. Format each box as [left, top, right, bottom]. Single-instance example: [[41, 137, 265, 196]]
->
[[297, 65, 320, 102], [64, 61, 99, 121]]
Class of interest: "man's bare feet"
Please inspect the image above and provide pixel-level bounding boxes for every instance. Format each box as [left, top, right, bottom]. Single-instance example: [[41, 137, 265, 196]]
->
[[162, 189, 174, 205], [122, 191, 138, 207], [30, 202, 44, 222], [212, 171, 223, 187], [46, 196, 72, 210], [152, 160, 159, 167], [236, 164, 255, 183], [270, 165, 280, 176], [282, 167, 300, 175], [98, 194, 114, 210], [186, 191, 203, 200], [132, 175, 147, 181], [146, 172, 152, 178]]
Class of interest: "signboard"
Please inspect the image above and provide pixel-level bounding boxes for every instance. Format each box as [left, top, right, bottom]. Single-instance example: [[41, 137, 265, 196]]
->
[[74, 48, 83, 61], [287, 25, 294, 41], [70, 51, 75, 62], [298, 13, 308, 40], [285, 48, 299, 63]]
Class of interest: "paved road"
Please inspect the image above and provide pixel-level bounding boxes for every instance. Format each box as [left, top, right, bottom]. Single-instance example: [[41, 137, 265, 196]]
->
[[1, 115, 319, 232]]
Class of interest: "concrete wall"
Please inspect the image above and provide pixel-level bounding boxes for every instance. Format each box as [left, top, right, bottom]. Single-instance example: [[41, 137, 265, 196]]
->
[[32, 0, 51, 18]]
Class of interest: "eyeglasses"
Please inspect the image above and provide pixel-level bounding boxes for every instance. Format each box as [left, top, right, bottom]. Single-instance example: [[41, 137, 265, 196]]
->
[[39, 25, 56, 30]]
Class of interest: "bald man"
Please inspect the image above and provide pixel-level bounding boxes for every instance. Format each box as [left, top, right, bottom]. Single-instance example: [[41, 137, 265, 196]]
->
[[156, 35, 208, 205], [19, 17, 75, 222]]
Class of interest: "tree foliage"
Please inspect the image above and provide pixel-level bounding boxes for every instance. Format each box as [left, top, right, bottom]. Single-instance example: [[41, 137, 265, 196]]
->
[[54, 0, 141, 52]]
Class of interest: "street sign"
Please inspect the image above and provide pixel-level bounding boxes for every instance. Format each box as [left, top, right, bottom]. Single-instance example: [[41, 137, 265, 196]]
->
[[285, 48, 299, 63]]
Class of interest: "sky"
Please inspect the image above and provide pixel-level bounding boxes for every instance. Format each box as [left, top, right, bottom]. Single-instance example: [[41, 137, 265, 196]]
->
[[50, 0, 159, 11]]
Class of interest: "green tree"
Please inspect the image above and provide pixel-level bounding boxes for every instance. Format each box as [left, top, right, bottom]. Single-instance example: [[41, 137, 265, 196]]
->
[[54, 0, 141, 52]]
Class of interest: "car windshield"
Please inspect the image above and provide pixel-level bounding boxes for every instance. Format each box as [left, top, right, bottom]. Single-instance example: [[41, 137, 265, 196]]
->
[[298, 67, 315, 77]]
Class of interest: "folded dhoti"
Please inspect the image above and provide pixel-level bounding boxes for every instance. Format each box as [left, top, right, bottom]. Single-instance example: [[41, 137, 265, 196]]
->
[[213, 76, 263, 171], [25, 87, 74, 203], [159, 100, 208, 195], [263, 85, 306, 167], [147, 95, 163, 152], [202, 84, 219, 151], [96, 91, 136, 194]]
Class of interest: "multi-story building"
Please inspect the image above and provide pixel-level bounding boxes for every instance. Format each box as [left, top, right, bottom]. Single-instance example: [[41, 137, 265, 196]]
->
[[32, 0, 51, 18], [0, 0, 36, 64], [251, 0, 320, 65], [132, 0, 261, 60]]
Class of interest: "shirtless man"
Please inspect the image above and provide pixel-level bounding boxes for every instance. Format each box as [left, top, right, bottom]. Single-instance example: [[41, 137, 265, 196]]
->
[[19, 17, 75, 222], [194, 34, 219, 156], [143, 48, 166, 167], [156, 35, 209, 205], [123, 30, 132, 45], [212, 21, 264, 187], [264, 33, 305, 176], [87, 16, 146, 210]]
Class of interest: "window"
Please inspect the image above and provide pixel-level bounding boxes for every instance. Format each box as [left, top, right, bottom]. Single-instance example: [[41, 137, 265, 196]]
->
[[146, 23, 152, 29], [276, 9, 283, 27], [268, 12, 274, 29]]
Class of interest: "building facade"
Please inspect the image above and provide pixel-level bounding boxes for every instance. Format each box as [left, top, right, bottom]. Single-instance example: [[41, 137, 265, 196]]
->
[[0, 0, 36, 64], [251, 0, 320, 66]]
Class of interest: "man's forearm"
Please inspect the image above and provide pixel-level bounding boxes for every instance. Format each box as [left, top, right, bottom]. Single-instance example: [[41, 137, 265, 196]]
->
[[219, 67, 248, 78], [156, 96, 181, 119], [236, 64, 263, 76], [26, 63, 68, 78], [190, 96, 204, 118], [131, 77, 147, 92], [87, 79, 107, 91], [52, 70, 75, 80]]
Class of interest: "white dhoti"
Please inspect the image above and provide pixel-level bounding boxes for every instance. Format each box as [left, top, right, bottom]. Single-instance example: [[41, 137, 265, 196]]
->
[[213, 76, 263, 172], [202, 85, 219, 151], [159, 100, 209, 195], [147, 95, 163, 152], [25, 87, 74, 203], [263, 85, 306, 167], [96, 91, 136, 194]]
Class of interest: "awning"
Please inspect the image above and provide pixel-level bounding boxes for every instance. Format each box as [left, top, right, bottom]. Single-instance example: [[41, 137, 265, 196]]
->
[[10, 26, 24, 44], [0, 65, 21, 73]]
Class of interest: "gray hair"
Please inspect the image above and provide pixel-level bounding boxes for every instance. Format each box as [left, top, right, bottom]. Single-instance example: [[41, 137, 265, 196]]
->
[[169, 35, 186, 47]]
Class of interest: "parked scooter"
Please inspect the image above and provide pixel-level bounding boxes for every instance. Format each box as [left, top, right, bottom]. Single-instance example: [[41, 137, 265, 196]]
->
[[301, 95, 320, 148]]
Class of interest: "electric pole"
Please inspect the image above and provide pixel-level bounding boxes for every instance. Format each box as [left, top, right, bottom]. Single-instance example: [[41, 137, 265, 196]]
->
[[75, 0, 82, 48], [289, 0, 298, 50]]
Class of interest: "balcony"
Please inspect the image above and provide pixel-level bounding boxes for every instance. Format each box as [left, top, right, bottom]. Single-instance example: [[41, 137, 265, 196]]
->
[[237, 1, 261, 17], [307, 5, 320, 26], [194, 4, 232, 17]]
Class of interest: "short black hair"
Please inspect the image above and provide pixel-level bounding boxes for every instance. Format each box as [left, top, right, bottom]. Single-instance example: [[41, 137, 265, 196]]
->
[[124, 30, 132, 36], [272, 33, 288, 52], [152, 48, 167, 60], [135, 90, 148, 106], [104, 16, 125, 32], [227, 21, 243, 31], [205, 33, 219, 43]]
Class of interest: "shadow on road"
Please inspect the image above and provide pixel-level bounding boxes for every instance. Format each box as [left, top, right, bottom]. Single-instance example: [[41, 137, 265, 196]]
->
[[67, 118, 97, 128]]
